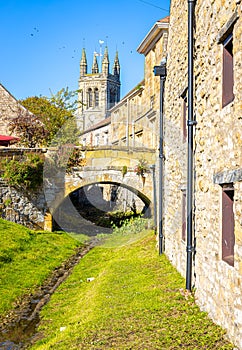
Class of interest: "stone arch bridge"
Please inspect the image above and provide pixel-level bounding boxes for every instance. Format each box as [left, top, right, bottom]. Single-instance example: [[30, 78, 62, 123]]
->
[[0, 146, 156, 233], [44, 146, 156, 233]]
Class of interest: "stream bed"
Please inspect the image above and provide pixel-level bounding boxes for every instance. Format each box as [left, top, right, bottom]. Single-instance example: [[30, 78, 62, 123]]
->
[[0, 240, 97, 349]]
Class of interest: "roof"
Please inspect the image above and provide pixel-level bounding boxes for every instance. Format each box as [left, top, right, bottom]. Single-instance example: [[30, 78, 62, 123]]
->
[[0, 134, 19, 146], [158, 16, 170, 23], [0, 135, 19, 141], [137, 16, 169, 55], [82, 116, 111, 135], [108, 79, 145, 113]]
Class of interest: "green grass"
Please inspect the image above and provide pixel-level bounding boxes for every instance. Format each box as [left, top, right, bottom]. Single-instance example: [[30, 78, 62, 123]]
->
[[30, 226, 234, 350], [0, 218, 87, 316]]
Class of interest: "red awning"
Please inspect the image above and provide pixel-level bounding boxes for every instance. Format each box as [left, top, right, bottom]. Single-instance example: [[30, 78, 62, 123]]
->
[[0, 135, 20, 146]]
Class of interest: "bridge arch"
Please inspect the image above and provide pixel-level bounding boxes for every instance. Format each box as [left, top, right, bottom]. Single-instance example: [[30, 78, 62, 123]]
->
[[70, 180, 151, 207], [51, 179, 152, 235]]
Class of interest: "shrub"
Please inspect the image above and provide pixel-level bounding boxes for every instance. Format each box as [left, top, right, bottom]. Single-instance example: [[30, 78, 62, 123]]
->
[[1, 153, 44, 191]]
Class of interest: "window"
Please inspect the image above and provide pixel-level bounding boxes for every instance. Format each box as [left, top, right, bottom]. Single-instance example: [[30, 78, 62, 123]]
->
[[94, 134, 99, 146], [87, 88, 93, 108], [104, 131, 109, 145], [150, 95, 154, 109], [109, 88, 116, 107], [222, 34, 234, 107], [221, 183, 235, 266], [94, 88, 99, 107], [182, 190, 186, 242]]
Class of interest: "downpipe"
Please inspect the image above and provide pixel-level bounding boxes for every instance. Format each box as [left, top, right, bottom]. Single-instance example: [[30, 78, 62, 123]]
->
[[153, 62, 167, 255], [159, 75, 165, 254], [150, 164, 157, 232], [186, 0, 196, 291]]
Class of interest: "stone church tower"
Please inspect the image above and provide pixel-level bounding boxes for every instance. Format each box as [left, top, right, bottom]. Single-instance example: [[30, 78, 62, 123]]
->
[[78, 47, 121, 131]]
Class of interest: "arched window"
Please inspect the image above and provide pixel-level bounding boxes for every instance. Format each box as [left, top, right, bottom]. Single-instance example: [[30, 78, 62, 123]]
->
[[94, 88, 99, 107], [109, 88, 116, 108], [87, 88, 93, 108]]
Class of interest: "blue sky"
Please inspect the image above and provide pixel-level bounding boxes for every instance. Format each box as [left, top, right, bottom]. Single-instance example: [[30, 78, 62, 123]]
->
[[0, 0, 170, 101]]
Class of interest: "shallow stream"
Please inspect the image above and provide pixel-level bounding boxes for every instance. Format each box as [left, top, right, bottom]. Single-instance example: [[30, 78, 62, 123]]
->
[[0, 241, 96, 349]]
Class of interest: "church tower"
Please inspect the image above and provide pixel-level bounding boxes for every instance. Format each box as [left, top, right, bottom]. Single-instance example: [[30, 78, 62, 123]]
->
[[78, 46, 121, 131]]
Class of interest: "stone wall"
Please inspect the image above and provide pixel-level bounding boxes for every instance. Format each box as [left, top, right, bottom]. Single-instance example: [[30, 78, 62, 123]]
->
[[162, 1, 188, 274], [194, 1, 242, 346], [0, 182, 46, 230], [0, 148, 48, 230], [163, 0, 242, 348]]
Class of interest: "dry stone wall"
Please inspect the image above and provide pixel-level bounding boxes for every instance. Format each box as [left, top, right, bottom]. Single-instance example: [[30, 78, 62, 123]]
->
[[0, 182, 46, 230]]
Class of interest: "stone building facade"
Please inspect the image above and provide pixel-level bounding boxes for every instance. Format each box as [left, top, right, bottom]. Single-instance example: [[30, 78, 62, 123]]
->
[[0, 84, 24, 139], [81, 116, 111, 147], [161, 0, 242, 348], [0, 83, 43, 147], [109, 18, 169, 150]]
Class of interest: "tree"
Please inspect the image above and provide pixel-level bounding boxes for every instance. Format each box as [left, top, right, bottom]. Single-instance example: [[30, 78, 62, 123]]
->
[[48, 87, 79, 112], [20, 87, 81, 146], [8, 107, 49, 148]]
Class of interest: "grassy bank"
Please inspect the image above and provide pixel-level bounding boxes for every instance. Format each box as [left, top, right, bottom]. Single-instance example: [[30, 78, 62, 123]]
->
[[0, 218, 87, 317], [31, 226, 234, 349]]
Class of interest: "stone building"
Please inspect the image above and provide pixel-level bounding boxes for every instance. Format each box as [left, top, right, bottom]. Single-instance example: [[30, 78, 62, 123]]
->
[[0, 83, 43, 147], [77, 47, 121, 132], [109, 17, 169, 150], [81, 116, 111, 147], [161, 0, 242, 348], [0, 83, 23, 141]]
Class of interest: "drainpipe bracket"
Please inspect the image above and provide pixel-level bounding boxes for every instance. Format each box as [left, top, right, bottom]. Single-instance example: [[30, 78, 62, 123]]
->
[[186, 245, 195, 253], [187, 120, 197, 126]]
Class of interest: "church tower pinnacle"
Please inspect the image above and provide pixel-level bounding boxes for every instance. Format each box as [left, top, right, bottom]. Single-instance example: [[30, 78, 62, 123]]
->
[[102, 46, 110, 75], [113, 51, 120, 78], [92, 54, 99, 74], [80, 48, 87, 76]]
